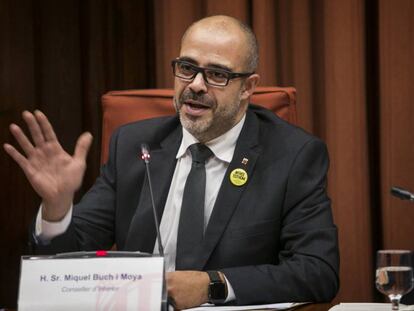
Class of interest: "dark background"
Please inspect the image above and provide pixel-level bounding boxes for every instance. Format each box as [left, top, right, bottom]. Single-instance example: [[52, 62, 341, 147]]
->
[[1, 0, 413, 308]]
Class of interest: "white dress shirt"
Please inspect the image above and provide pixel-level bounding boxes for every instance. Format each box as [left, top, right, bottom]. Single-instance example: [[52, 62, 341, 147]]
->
[[154, 115, 245, 271], [35, 114, 246, 302]]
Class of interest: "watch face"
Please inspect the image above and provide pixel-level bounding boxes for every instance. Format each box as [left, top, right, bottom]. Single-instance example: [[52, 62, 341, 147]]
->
[[209, 282, 226, 301]]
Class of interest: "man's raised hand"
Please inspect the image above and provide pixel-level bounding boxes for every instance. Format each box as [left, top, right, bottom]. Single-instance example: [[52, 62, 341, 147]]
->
[[3, 110, 93, 221]]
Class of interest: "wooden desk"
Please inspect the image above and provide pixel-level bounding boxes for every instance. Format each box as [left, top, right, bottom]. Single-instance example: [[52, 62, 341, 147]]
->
[[296, 303, 333, 311]]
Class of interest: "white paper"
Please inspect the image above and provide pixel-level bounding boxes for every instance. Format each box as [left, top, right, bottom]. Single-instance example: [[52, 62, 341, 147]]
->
[[18, 256, 164, 311], [329, 303, 414, 311], [185, 302, 307, 310]]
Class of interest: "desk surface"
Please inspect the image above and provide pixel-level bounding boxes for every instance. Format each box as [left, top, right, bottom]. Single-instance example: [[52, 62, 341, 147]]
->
[[3, 303, 334, 311], [296, 303, 333, 311]]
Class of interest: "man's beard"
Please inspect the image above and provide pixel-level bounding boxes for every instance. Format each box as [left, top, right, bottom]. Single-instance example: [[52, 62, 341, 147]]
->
[[174, 88, 242, 142]]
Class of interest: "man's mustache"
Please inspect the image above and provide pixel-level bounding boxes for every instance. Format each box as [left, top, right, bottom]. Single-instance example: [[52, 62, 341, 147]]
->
[[180, 90, 212, 106]]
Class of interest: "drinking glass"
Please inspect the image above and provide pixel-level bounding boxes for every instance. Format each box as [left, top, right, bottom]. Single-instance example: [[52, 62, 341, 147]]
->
[[376, 250, 414, 310]]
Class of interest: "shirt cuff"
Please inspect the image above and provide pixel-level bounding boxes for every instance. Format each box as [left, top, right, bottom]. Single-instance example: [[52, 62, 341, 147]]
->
[[35, 204, 73, 242], [223, 274, 236, 302]]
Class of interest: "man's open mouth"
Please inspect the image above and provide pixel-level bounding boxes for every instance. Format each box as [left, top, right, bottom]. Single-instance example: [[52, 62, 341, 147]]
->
[[183, 100, 211, 116]]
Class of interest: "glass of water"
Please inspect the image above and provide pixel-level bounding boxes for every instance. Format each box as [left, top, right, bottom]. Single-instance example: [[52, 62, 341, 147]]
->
[[376, 250, 414, 310]]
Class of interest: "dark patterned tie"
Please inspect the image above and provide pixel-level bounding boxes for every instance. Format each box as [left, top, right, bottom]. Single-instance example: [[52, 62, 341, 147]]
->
[[175, 143, 213, 270]]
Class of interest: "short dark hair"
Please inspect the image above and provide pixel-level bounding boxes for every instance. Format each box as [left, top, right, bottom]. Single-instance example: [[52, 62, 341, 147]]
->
[[233, 18, 259, 72]]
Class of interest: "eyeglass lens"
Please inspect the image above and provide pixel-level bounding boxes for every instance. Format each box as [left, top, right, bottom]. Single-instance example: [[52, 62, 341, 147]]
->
[[174, 61, 229, 86]]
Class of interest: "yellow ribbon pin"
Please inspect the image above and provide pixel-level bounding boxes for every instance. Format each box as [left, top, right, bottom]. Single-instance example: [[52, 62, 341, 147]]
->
[[230, 168, 248, 186]]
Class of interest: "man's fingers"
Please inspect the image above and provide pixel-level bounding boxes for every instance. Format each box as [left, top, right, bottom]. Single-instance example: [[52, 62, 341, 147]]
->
[[74, 132, 93, 161], [34, 110, 58, 142], [3, 143, 32, 175], [9, 123, 35, 156], [22, 111, 45, 146]]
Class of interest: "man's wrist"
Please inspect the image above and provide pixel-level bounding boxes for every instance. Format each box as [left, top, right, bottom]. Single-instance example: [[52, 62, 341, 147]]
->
[[42, 196, 73, 222]]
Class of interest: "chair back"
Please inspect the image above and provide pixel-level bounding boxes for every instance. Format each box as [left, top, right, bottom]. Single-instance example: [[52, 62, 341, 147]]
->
[[101, 87, 297, 163]]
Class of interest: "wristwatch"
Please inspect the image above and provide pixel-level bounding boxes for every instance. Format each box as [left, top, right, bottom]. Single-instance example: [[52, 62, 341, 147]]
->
[[207, 270, 227, 304]]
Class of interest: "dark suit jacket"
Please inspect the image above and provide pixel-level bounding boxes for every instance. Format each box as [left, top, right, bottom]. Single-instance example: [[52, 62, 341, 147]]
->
[[32, 105, 339, 305]]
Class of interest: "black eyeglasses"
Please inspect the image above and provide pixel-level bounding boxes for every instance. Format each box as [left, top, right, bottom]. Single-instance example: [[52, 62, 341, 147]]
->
[[171, 59, 254, 87]]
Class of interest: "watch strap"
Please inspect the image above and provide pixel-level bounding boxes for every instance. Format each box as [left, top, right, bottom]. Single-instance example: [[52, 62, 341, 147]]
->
[[207, 270, 222, 283]]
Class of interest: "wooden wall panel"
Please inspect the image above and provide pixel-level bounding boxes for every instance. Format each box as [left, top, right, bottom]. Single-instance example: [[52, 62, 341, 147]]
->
[[321, 0, 373, 302], [0, 1, 155, 306], [205, 0, 250, 21], [78, 0, 108, 188], [0, 0, 38, 306], [274, 0, 315, 133], [154, 0, 201, 88], [379, 0, 414, 249], [36, 1, 83, 155], [252, 0, 279, 86]]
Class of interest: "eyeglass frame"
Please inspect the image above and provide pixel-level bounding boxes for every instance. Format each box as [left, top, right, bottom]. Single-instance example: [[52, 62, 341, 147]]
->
[[171, 59, 254, 87]]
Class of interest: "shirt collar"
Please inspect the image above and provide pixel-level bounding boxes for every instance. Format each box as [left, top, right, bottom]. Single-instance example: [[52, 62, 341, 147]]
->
[[176, 114, 246, 163]]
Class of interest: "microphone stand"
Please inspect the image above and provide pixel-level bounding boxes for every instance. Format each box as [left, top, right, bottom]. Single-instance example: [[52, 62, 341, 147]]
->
[[141, 143, 168, 311]]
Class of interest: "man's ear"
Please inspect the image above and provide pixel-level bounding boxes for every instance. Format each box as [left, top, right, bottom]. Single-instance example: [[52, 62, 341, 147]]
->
[[240, 74, 260, 101]]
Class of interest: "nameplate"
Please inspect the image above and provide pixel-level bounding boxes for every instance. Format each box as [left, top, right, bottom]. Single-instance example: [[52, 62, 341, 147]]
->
[[18, 253, 164, 310]]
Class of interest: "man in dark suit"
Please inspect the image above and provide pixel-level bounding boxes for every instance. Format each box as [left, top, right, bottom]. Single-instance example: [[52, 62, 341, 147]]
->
[[4, 15, 339, 309]]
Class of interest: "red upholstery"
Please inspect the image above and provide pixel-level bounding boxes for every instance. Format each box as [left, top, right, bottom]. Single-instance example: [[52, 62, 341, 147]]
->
[[101, 87, 297, 163]]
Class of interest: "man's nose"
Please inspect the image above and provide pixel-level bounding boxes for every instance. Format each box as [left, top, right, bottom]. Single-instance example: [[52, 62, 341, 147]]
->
[[188, 72, 208, 94]]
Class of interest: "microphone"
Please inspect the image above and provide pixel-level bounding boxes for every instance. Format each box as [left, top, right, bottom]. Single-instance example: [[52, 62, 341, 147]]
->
[[140, 143, 164, 256], [391, 186, 414, 202]]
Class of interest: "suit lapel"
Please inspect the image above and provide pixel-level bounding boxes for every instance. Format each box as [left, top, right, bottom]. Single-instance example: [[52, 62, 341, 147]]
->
[[125, 126, 182, 252], [189, 110, 262, 270]]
